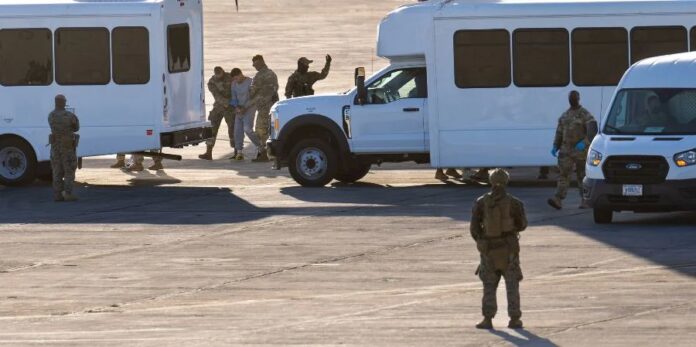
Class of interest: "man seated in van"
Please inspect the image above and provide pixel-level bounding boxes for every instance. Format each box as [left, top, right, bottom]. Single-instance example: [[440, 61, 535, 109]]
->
[[634, 94, 676, 130]]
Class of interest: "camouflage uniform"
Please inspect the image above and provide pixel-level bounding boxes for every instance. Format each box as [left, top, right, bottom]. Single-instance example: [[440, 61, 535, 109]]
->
[[285, 59, 330, 98], [248, 66, 279, 147], [48, 109, 80, 200], [207, 73, 235, 148], [553, 107, 595, 200], [470, 178, 527, 322]]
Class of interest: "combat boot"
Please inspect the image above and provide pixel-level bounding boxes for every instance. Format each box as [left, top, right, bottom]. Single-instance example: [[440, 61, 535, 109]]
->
[[547, 196, 562, 210], [252, 151, 269, 162], [54, 193, 65, 202], [148, 162, 164, 171], [435, 169, 448, 181], [62, 192, 78, 202], [198, 145, 213, 160], [445, 168, 463, 180], [125, 163, 144, 172], [476, 317, 493, 329], [470, 169, 490, 182], [110, 159, 126, 169], [508, 318, 523, 329]]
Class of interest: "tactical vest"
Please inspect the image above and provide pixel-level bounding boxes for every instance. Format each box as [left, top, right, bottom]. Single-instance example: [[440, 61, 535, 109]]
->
[[562, 110, 588, 148], [482, 193, 516, 238]]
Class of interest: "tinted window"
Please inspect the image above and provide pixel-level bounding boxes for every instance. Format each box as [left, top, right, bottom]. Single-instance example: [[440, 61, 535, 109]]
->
[[692, 27, 696, 51], [55, 28, 110, 85], [514, 29, 569, 87], [365, 68, 427, 104], [631, 26, 687, 63], [572, 28, 628, 86], [605, 89, 696, 135], [167, 24, 190, 73], [112, 27, 150, 85], [454, 29, 510, 88], [0, 29, 53, 86]]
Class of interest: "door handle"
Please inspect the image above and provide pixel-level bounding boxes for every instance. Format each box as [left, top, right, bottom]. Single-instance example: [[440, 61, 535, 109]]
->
[[403, 107, 420, 112]]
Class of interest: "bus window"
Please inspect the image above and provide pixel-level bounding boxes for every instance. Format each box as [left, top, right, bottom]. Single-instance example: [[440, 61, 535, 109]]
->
[[513, 28, 569, 87], [572, 28, 628, 86], [453, 29, 511, 88], [690, 27, 696, 51], [631, 26, 687, 64], [0, 29, 53, 86], [112, 27, 150, 85], [55, 28, 110, 85], [167, 24, 190, 73]]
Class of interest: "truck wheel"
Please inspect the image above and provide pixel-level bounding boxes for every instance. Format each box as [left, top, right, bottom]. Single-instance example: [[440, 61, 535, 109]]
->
[[335, 163, 371, 183], [593, 208, 613, 224], [0, 137, 37, 186], [288, 138, 338, 187]]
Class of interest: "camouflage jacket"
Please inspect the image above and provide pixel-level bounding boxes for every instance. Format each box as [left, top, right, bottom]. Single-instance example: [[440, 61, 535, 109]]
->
[[248, 66, 279, 109], [207, 73, 232, 108], [48, 109, 80, 149], [553, 106, 596, 153], [285, 61, 331, 98], [470, 192, 527, 241]]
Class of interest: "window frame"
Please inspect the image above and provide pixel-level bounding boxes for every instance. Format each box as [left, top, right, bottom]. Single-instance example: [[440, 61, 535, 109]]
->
[[111, 26, 151, 85], [453, 29, 511, 89], [167, 23, 191, 74], [0, 28, 54, 87], [362, 67, 427, 105], [513, 28, 570, 88], [54, 27, 111, 86], [630, 25, 688, 64], [571, 27, 629, 87]]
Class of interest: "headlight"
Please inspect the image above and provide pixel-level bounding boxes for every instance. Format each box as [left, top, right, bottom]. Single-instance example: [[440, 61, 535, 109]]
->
[[588, 150, 603, 167], [674, 149, 696, 167]]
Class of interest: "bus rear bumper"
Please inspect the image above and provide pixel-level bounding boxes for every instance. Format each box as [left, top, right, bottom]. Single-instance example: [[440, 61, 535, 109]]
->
[[160, 126, 213, 148]]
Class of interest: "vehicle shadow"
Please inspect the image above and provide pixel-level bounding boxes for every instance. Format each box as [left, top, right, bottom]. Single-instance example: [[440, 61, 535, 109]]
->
[[489, 329, 559, 347]]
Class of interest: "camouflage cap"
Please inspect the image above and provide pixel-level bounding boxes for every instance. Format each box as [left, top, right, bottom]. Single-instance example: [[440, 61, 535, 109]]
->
[[55, 94, 66, 101], [489, 168, 510, 187], [298, 57, 313, 65]]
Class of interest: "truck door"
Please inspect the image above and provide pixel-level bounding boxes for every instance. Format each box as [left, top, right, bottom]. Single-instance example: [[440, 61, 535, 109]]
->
[[349, 68, 427, 153]]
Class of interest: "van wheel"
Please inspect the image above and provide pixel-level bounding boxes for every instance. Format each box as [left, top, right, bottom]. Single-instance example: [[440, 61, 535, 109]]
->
[[593, 208, 613, 224], [335, 163, 371, 183], [0, 137, 37, 186], [288, 138, 337, 187]]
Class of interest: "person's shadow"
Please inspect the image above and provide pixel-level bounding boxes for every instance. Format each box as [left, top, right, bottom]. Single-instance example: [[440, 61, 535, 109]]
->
[[489, 329, 558, 347]]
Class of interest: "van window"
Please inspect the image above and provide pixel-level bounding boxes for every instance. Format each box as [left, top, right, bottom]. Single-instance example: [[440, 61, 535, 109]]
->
[[364, 68, 427, 104], [604, 89, 696, 135], [631, 26, 687, 63], [112, 27, 150, 85], [167, 24, 190, 73], [513, 29, 569, 87], [572, 28, 628, 86], [0, 29, 53, 86], [453, 29, 510, 88], [55, 28, 110, 85]]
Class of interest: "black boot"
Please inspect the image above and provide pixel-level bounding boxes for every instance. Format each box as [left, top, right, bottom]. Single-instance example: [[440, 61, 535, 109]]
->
[[508, 318, 523, 329], [476, 317, 493, 329]]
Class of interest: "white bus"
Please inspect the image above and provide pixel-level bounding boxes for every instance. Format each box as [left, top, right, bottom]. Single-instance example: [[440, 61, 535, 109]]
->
[[267, 0, 696, 186], [0, 0, 210, 186]]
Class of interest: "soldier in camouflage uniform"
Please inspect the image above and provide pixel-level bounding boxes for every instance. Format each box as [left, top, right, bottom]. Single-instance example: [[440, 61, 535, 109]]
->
[[470, 168, 527, 329], [199, 66, 235, 160], [248, 55, 279, 162], [285, 55, 331, 99], [548, 91, 596, 210], [48, 94, 80, 202]]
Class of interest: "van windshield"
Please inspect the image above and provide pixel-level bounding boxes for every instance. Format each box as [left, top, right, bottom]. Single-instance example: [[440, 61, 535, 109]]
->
[[604, 89, 696, 135]]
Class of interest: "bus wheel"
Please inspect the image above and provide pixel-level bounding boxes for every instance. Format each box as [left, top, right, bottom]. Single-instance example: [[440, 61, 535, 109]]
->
[[0, 137, 37, 186], [335, 162, 371, 183], [593, 208, 613, 224], [288, 138, 337, 187]]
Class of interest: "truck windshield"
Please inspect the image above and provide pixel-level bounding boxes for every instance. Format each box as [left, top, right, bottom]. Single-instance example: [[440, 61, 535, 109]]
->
[[604, 89, 696, 135]]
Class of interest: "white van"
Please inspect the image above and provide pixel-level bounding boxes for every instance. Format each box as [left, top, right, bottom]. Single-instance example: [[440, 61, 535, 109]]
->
[[0, 0, 210, 186], [267, 0, 696, 187], [584, 52, 696, 224]]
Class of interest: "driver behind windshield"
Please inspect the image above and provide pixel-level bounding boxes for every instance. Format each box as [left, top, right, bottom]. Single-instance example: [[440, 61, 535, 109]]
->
[[634, 94, 669, 127]]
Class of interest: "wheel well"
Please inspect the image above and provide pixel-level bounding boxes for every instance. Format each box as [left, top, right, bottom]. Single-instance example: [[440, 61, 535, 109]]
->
[[286, 125, 342, 156], [0, 134, 38, 161]]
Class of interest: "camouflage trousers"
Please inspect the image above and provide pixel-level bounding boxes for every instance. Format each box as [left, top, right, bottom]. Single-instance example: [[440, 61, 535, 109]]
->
[[478, 252, 523, 319], [555, 150, 586, 200], [206, 105, 235, 148], [51, 146, 77, 197], [255, 103, 273, 148]]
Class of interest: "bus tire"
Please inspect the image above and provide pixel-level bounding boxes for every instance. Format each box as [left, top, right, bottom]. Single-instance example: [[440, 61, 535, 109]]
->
[[335, 163, 371, 183], [0, 137, 37, 186], [288, 138, 337, 187], [593, 208, 613, 224]]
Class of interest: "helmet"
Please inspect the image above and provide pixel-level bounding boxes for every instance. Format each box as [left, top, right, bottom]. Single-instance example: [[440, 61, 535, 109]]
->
[[489, 168, 510, 187]]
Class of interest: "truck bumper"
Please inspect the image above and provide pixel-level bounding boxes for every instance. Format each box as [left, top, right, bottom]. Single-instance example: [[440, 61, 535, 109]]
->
[[583, 177, 696, 212], [160, 127, 213, 148]]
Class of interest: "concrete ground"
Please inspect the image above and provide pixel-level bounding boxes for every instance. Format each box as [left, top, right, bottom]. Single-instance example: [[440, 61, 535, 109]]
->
[[2, 0, 696, 345]]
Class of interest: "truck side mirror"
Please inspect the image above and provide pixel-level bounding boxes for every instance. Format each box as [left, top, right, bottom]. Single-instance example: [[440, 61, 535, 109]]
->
[[587, 120, 599, 140], [354, 67, 367, 105]]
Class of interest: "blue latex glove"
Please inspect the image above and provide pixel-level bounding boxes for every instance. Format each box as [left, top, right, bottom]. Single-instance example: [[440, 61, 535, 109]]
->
[[551, 147, 559, 157], [575, 140, 586, 151]]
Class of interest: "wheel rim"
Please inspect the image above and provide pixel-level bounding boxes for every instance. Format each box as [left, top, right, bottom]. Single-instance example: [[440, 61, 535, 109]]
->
[[296, 147, 328, 181], [0, 146, 28, 180]]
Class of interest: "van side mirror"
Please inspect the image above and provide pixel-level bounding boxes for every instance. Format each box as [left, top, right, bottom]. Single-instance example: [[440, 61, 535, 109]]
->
[[587, 120, 599, 140], [354, 67, 367, 105]]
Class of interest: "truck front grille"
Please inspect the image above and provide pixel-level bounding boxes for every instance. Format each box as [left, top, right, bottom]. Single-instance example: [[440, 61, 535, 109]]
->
[[602, 156, 669, 184]]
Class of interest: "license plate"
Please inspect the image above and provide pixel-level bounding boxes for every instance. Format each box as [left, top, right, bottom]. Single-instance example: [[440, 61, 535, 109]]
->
[[622, 184, 643, 196]]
